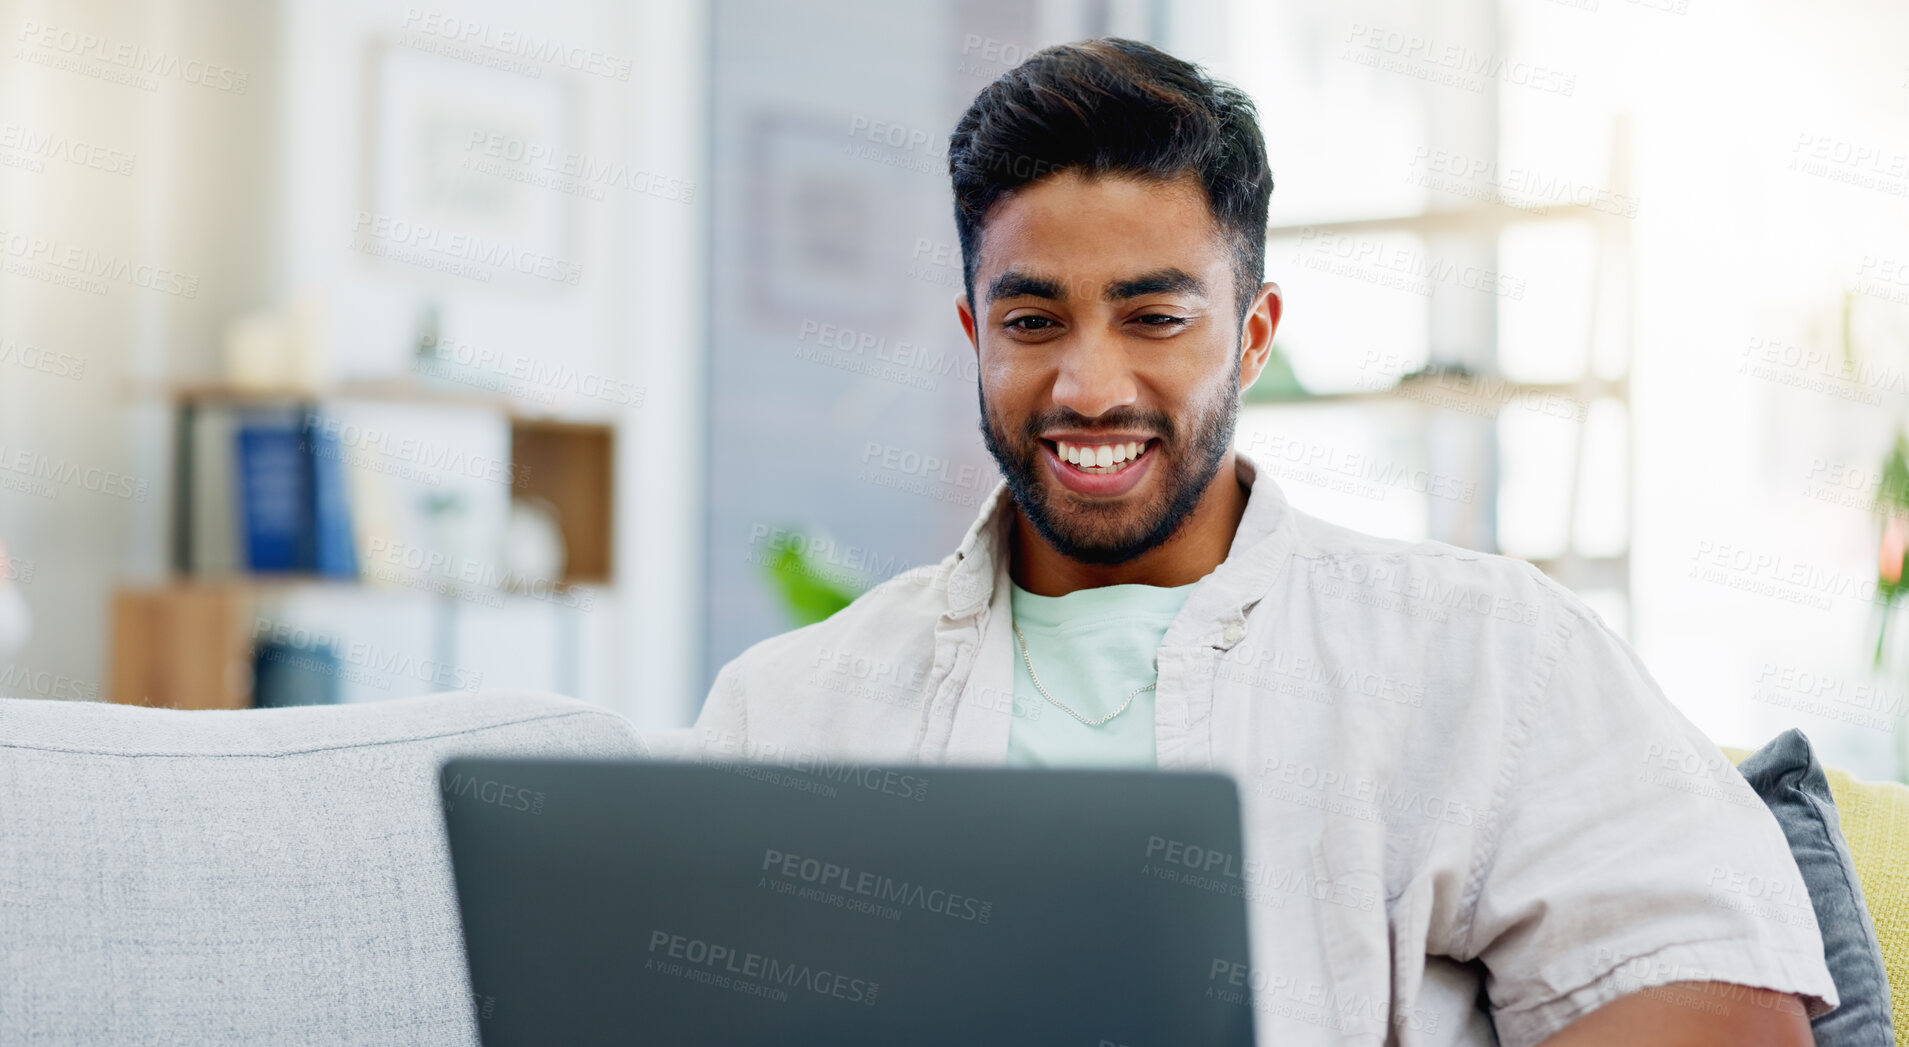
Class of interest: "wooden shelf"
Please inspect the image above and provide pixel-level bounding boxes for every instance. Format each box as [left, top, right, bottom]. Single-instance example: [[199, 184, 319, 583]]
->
[[147, 384, 619, 581], [1244, 369, 1628, 409], [139, 574, 605, 595], [110, 585, 253, 709], [510, 419, 614, 586], [1265, 201, 1605, 240], [114, 377, 620, 708], [121, 377, 613, 423], [1254, 114, 1639, 625]]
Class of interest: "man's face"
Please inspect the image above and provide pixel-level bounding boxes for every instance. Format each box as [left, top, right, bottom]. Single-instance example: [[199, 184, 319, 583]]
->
[[957, 170, 1264, 566]]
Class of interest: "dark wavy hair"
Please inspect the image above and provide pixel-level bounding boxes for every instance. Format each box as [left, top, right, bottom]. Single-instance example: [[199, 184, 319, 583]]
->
[[948, 37, 1273, 326]]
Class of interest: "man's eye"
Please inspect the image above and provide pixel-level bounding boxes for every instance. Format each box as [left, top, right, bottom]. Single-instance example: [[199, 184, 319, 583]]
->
[[1137, 314, 1190, 327], [1005, 316, 1056, 332]]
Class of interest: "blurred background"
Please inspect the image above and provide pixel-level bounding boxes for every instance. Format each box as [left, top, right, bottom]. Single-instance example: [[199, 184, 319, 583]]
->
[[3, 0, 1909, 781]]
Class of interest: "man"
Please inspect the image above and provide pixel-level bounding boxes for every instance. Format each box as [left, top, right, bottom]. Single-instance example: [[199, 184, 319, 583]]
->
[[690, 37, 1836, 1045]]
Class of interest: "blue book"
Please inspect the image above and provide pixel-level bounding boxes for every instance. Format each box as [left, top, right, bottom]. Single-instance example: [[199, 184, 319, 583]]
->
[[252, 639, 342, 706], [304, 415, 358, 579], [235, 417, 311, 572]]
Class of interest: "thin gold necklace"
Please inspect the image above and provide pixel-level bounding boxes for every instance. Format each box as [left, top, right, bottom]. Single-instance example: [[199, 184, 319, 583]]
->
[[1011, 621, 1154, 727]]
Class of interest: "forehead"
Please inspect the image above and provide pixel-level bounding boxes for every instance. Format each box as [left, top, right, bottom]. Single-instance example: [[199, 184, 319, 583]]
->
[[974, 170, 1230, 295]]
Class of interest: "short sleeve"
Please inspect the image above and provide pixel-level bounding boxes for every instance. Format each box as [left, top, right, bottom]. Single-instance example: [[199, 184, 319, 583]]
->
[[1463, 600, 1840, 1047]]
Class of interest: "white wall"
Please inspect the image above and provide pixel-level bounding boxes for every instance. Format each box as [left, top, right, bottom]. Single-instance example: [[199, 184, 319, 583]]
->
[[0, 0, 708, 726], [0, 0, 278, 703], [268, 0, 711, 724]]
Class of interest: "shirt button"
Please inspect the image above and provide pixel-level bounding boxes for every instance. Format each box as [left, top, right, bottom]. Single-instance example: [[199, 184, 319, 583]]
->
[[1222, 623, 1244, 645]]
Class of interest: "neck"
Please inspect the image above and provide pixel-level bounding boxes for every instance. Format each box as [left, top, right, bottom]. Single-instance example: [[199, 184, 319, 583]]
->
[[1010, 451, 1249, 597]]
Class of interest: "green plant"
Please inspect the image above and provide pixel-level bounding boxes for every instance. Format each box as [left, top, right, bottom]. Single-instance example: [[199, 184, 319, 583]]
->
[[761, 537, 860, 627], [1238, 341, 1308, 404], [1875, 436, 1909, 659], [1869, 288, 1909, 662]]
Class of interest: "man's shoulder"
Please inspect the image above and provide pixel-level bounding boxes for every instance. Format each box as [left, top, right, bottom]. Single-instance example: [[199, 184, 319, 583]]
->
[[1280, 502, 1595, 636], [720, 555, 955, 686], [696, 556, 957, 757]]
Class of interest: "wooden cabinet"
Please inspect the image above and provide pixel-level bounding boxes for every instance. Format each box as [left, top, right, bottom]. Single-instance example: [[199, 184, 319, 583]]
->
[[109, 585, 253, 709], [111, 382, 617, 708]]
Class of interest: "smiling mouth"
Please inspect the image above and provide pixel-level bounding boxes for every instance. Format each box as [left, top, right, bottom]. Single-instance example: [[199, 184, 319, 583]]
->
[[1041, 438, 1157, 475]]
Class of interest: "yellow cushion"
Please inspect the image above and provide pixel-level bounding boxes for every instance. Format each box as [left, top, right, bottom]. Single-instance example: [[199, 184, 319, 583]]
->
[[1722, 744, 1909, 1041]]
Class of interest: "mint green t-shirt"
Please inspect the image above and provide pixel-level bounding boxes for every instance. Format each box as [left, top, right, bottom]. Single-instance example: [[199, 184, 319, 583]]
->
[[1005, 579, 1200, 768]]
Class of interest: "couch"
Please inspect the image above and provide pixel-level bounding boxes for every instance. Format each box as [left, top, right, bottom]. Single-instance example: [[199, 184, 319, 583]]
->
[[2, 692, 1905, 1044], [1720, 743, 1909, 1044], [0, 691, 646, 1045]]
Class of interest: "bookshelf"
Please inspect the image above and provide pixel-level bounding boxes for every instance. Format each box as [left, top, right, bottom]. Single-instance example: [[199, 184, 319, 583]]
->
[[1242, 174, 1637, 632], [110, 381, 616, 709]]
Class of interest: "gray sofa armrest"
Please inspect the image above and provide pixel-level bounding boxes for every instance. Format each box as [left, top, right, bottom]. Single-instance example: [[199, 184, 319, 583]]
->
[[0, 690, 644, 1047]]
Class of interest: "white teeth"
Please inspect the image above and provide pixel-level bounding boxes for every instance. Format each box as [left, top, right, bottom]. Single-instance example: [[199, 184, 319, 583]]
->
[[1054, 439, 1150, 471]]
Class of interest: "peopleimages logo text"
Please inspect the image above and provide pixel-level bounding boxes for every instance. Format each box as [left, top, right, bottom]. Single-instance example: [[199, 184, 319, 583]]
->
[[397, 8, 633, 80], [15, 20, 250, 93], [647, 930, 879, 1005], [350, 212, 582, 286], [0, 226, 199, 298], [0, 443, 148, 502], [441, 771, 545, 815], [760, 848, 994, 923]]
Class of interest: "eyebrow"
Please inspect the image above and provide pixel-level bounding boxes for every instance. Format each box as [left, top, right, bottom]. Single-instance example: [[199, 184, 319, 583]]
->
[[985, 267, 1208, 305], [987, 270, 1064, 303], [1106, 268, 1205, 301]]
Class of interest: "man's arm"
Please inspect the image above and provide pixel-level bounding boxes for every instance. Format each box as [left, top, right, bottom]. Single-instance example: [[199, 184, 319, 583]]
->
[[1537, 982, 1812, 1046], [1456, 580, 1839, 1045]]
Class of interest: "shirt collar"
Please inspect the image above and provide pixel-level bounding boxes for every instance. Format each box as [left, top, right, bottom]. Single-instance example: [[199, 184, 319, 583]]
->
[[939, 448, 1296, 630]]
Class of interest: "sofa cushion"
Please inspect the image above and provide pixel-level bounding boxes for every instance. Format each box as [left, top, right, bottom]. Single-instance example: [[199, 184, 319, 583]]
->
[[1730, 730, 1897, 1045], [0, 691, 646, 1046], [1820, 757, 1909, 1046]]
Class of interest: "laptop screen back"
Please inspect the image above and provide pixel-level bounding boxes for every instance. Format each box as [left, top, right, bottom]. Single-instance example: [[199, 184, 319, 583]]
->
[[443, 757, 1257, 1046]]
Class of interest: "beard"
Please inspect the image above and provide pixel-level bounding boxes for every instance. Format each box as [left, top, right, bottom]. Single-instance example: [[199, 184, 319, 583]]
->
[[977, 368, 1239, 566]]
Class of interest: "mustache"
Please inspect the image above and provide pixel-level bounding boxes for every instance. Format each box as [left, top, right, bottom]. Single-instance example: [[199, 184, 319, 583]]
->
[[1018, 412, 1176, 444]]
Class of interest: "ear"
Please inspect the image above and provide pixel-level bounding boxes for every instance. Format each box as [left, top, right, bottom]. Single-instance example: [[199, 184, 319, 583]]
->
[[1237, 281, 1283, 394], [955, 291, 980, 356]]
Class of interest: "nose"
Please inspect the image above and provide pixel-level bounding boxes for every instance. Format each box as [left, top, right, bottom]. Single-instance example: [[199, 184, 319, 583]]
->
[[1049, 331, 1137, 419]]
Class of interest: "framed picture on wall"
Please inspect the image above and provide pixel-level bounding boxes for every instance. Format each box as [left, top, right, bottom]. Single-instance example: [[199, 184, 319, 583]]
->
[[745, 110, 912, 330], [359, 38, 582, 294]]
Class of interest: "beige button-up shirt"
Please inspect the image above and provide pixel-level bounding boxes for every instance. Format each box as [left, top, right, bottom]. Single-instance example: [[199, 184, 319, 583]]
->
[[671, 448, 1837, 1045]]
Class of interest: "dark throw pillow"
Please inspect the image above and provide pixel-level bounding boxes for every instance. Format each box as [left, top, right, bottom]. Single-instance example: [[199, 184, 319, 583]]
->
[[1737, 728, 1897, 1046]]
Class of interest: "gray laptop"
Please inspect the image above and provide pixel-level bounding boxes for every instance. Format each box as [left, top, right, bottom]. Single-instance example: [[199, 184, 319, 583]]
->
[[441, 756, 1257, 1046]]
